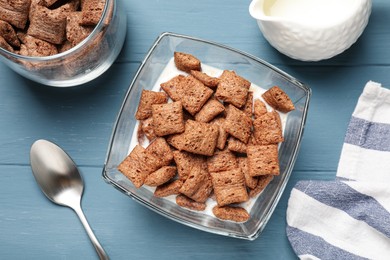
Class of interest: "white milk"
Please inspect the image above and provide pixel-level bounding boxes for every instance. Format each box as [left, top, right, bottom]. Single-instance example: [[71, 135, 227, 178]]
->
[[264, 0, 357, 26], [129, 58, 287, 216]]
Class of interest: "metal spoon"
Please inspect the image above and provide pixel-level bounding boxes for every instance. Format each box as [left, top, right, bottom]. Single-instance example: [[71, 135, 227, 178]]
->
[[30, 139, 109, 260]]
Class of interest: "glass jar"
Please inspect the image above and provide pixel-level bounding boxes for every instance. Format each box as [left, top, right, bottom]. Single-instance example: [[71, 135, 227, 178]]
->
[[0, 0, 127, 87]]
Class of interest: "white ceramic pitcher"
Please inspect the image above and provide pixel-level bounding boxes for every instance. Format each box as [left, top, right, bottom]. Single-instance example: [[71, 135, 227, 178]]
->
[[249, 0, 372, 61]]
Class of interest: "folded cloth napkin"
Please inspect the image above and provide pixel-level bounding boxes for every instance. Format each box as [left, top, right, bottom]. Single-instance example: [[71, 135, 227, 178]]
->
[[286, 81, 390, 260]]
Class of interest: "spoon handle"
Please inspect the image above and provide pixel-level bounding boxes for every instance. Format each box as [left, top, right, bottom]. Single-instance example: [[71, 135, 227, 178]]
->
[[72, 203, 109, 260]]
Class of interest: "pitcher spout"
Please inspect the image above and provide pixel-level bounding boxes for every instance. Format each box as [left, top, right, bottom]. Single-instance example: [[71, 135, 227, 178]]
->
[[249, 0, 278, 21]]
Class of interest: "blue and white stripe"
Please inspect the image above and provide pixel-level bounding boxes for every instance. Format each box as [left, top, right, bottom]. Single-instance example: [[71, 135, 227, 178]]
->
[[287, 82, 390, 260], [345, 117, 390, 152], [287, 226, 368, 260]]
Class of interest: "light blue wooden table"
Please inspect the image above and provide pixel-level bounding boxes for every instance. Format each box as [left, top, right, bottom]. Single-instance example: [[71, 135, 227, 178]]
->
[[1, 0, 389, 259]]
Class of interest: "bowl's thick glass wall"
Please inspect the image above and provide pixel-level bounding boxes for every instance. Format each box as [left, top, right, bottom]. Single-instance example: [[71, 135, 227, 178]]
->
[[103, 33, 310, 240]]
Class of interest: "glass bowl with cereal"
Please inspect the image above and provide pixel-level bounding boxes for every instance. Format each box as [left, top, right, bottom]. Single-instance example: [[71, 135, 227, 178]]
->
[[103, 32, 311, 240], [0, 0, 126, 87]]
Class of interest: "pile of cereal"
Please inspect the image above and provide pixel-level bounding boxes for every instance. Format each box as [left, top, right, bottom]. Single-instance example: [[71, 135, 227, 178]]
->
[[0, 0, 106, 56], [118, 52, 295, 222]]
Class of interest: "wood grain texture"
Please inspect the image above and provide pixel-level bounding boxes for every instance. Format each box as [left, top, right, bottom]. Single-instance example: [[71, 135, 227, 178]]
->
[[1, 166, 332, 260], [1, 0, 389, 259]]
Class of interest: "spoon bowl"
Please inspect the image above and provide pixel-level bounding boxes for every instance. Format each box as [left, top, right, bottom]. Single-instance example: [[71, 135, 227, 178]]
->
[[30, 140, 83, 206], [30, 139, 109, 260]]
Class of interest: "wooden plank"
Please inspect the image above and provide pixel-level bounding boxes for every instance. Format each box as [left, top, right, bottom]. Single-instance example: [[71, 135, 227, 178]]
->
[[0, 164, 334, 259], [0, 62, 139, 167], [119, 0, 390, 66], [1, 65, 388, 170]]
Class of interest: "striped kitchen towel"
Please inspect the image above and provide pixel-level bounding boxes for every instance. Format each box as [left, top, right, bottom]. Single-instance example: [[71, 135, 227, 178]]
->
[[286, 81, 390, 260]]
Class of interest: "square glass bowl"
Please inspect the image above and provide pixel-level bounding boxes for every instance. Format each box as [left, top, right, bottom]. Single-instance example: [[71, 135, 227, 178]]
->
[[102, 32, 311, 240]]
